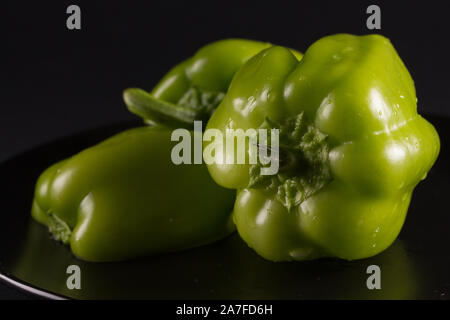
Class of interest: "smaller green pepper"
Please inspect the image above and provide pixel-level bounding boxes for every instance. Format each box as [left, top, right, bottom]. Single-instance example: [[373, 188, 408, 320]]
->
[[32, 126, 235, 262], [32, 38, 293, 262], [124, 39, 302, 128]]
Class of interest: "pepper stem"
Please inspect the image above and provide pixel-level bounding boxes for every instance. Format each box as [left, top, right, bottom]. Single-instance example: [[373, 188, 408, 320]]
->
[[123, 88, 201, 129]]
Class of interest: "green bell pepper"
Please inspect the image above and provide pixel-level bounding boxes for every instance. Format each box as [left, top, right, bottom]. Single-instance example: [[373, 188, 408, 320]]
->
[[32, 127, 235, 262], [123, 39, 302, 128], [205, 34, 440, 261], [32, 38, 283, 262]]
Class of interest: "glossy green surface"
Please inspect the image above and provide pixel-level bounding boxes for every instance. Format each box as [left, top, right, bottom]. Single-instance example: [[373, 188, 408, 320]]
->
[[32, 126, 235, 262], [206, 34, 440, 261]]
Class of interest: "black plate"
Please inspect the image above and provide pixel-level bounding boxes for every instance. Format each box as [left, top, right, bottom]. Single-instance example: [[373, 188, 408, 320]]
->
[[0, 116, 449, 300]]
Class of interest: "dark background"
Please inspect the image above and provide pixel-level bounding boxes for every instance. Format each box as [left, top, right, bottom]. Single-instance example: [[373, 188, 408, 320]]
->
[[2, 0, 449, 299]]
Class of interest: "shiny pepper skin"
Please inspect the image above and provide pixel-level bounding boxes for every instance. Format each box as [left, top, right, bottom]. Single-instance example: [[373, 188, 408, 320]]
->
[[205, 34, 440, 261]]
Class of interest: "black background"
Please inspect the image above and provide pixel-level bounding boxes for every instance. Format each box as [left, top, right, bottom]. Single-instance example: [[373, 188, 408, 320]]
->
[[2, 0, 449, 299]]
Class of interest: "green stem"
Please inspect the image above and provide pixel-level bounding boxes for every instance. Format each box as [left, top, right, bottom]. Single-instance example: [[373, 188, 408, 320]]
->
[[123, 88, 203, 129]]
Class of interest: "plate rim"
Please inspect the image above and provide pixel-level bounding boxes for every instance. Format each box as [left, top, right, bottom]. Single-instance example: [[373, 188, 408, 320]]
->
[[0, 261, 69, 300]]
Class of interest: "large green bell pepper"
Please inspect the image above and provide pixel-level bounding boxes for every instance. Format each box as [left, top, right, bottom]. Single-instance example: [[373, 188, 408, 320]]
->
[[205, 34, 440, 261], [32, 39, 282, 262]]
